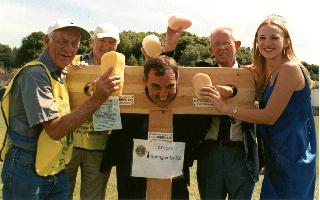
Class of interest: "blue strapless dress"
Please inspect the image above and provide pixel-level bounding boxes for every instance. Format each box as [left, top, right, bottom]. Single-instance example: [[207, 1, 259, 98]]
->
[[258, 70, 317, 199]]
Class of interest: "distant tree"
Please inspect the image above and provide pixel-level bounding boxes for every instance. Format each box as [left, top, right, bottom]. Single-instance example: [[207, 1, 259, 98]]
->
[[302, 61, 319, 81], [117, 32, 134, 59], [127, 54, 138, 66], [174, 32, 197, 61], [194, 35, 210, 47], [9, 30, 319, 79], [138, 56, 145, 66], [77, 37, 91, 55], [236, 47, 252, 66], [179, 44, 210, 66], [117, 31, 152, 64], [178, 44, 198, 66], [15, 31, 45, 67], [0, 43, 15, 72]]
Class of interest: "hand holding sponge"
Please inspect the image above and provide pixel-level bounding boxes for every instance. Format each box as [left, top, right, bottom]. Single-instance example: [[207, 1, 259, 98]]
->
[[192, 73, 212, 100], [101, 51, 125, 96]]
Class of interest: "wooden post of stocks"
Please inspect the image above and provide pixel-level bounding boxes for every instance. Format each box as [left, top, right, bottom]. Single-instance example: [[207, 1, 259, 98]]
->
[[66, 66, 255, 200], [147, 110, 173, 199]]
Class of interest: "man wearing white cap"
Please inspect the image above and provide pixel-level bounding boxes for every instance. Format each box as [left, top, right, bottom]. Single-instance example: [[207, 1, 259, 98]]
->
[[65, 23, 120, 200], [0, 19, 121, 200]]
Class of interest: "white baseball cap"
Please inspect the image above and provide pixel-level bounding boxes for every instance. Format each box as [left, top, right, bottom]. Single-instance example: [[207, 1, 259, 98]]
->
[[93, 23, 120, 44], [47, 18, 90, 41]]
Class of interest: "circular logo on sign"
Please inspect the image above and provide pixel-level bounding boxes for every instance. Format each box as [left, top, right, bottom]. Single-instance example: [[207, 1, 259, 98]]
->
[[135, 145, 147, 157]]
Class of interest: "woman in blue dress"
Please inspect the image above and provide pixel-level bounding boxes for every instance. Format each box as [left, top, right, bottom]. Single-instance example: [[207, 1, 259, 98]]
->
[[200, 14, 317, 199]]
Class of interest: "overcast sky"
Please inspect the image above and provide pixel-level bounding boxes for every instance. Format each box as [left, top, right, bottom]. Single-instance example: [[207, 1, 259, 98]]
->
[[0, 0, 319, 64]]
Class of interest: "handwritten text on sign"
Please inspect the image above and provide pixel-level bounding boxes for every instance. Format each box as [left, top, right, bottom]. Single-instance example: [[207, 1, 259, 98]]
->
[[93, 96, 122, 131], [131, 139, 185, 179]]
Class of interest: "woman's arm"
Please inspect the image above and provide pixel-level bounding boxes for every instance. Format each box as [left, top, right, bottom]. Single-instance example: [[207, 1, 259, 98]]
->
[[201, 62, 305, 125]]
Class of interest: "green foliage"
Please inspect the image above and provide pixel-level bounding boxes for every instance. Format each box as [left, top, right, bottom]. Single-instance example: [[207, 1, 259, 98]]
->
[[138, 56, 145, 66], [0, 29, 318, 78], [117, 31, 152, 64], [174, 32, 199, 61], [302, 61, 319, 81], [77, 38, 91, 55], [127, 54, 138, 66], [236, 47, 252, 66], [15, 31, 45, 67], [179, 44, 210, 66], [117, 32, 133, 59], [0, 43, 15, 72]]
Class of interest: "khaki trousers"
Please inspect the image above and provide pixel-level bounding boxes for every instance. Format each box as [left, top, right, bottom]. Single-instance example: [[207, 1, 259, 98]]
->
[[66, 148, 111, 200]]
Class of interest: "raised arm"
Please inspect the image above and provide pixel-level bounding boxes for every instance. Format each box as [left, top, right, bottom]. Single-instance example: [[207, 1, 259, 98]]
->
[[162, 26, 182, 53]]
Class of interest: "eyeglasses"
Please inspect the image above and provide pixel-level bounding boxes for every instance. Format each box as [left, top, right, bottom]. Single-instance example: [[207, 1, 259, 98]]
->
[[212, 41, 232, 48], [54, 39, 80, 48]]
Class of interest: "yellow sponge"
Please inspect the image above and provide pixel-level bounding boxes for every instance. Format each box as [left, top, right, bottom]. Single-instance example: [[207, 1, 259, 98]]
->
[[192, 73, 212, 100], [101, 51, 125, 96]]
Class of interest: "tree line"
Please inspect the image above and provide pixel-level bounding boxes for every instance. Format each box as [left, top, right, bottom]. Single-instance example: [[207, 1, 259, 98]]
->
[[0, 30, 318, 81]]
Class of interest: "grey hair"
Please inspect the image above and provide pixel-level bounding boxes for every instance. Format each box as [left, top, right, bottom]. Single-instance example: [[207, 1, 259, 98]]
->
[[208, 26, 240, 45]]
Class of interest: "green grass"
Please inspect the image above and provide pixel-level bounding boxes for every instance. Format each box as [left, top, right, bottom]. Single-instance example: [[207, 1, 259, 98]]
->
[[74, 116, 320, 199], [0, 117, 319, 199]]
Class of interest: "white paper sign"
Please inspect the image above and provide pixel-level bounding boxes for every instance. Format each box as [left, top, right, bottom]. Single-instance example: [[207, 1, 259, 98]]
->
[[148, 132, 173, 143], [193, 97, 214, 107], [93, 96, 122, 131], [131, 139, 185, 179], [119, 95, 134, 105]]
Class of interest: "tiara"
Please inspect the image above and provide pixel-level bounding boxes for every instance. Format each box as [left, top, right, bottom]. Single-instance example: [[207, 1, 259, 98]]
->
[[265, 14, 287, 24]]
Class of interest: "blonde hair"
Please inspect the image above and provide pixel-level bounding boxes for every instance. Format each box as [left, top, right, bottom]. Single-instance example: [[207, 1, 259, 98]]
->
[[253, 14, 312, 93]]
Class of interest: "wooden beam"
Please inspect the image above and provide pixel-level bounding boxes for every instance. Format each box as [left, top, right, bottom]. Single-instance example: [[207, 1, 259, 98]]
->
[[146, 110, 173, 200], [66, 65, 256, 199], [66, 65, 256, 114]]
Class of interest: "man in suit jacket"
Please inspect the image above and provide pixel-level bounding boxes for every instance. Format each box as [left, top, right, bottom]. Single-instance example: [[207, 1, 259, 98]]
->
[[196, 26, 259, 199], [100, 55, 211, 199]]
